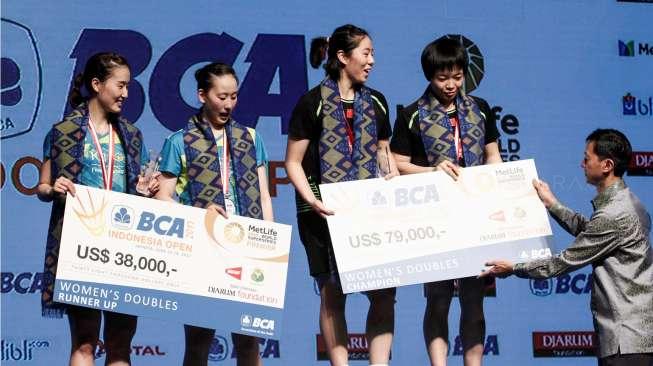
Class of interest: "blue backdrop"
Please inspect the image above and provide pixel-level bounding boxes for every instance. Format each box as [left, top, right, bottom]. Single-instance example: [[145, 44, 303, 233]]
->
[[2, 0, 652, 364]]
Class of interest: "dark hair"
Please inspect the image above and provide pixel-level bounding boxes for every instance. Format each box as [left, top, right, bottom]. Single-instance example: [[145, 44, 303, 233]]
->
[[68, 52, 130, 108], [421, 36, 468, 81], [309, 24, 370, 80], [194, 62, 239, 91], [586, 129, 632, 177]]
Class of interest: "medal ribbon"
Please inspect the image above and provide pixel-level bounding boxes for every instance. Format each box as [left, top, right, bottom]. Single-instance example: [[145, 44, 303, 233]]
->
[[221, 129, 230, 195], [87, 121, 115, 190]]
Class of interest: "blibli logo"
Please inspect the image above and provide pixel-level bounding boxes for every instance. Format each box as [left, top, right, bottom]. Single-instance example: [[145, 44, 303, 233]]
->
[[623, 93, 652, 116], [136, 211, 185, 238], [1, 18, 43, 139]]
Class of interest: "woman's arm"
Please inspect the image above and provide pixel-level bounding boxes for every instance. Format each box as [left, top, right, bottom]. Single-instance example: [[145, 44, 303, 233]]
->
[[257, 165, 274, 221], [154, 172, 178, 203], [37, 159, 76, 201], [484, 142, 502, 164]]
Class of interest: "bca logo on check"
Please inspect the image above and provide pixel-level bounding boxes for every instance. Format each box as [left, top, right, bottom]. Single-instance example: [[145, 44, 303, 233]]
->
[[1, 18, 43, 140]]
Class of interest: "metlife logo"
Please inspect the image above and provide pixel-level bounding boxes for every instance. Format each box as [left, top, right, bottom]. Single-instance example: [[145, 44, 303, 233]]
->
[[618, 40, 652, 57]]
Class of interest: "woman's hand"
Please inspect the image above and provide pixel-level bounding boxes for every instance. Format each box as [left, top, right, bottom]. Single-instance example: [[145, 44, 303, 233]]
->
[[309, 199, 334, 218], [207, 203, 228, 219], [435, 160, 461, 180], [52, 176, 76, 197]]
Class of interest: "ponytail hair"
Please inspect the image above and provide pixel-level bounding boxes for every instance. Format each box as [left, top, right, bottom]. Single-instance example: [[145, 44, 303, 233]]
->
[[310, 24, 370, 81], [67, 52, 130, 108], [68, 73, 86, 108], [309, 37, 329, 69]]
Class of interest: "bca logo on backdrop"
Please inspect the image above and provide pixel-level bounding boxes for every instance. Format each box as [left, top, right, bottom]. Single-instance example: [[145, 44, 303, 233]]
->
[[529, 271, 592, 296], [1, 18, 43, 139], [208, 334, 280, 362]]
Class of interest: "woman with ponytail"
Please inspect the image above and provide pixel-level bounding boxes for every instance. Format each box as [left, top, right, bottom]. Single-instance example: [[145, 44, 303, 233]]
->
[[37, 52, 155, 366], [285, 24, 398, 366], [155, 62, 272, 366]]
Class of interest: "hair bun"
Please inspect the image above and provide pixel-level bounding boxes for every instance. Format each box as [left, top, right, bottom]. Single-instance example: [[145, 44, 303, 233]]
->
[[309, 37, 329, 69]]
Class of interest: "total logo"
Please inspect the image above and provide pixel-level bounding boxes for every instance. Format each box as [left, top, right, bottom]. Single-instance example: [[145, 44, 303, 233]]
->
[[530, 271, 592, 296], [1, 339, 51, 362], [94, 340, 165, 359], [208, 335, 280, 362], [627, 151, 653, 176], [1, 271, 47, 294], [1, 18, 43, 139], [618, 40, 652, 56], [622, 93, 652, 117]]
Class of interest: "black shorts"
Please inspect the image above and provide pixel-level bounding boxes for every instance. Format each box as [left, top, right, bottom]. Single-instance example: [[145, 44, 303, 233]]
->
[[297, 210, 335, 277]]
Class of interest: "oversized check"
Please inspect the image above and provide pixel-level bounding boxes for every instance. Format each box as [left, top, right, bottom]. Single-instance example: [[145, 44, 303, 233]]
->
[[319, 159, 553, 293], [54, 185, 291, 337]]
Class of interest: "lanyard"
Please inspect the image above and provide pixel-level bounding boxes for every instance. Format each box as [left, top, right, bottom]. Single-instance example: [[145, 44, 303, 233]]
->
[[343, 103, 355, 153], [221, 129, 230, 195], [344, 119, 354, 153], [87, 120, 115, 190], [448, 112, 463, 161]]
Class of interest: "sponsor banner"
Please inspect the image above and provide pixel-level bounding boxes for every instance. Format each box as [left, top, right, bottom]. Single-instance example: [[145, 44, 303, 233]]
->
[[628, 151, 653, 176], [208, 334, 280, 362], [316, 334, 382, 361], [1, 271, 47, 294], [0, 18, 43, 139], [622, 93, 653, 117], [618, 40, 652, 57], [320, 160, 553, 293], [450, 335, 500, 356], [95, 342, 166, 359], [1, 338, 53, 362], [54, 185, 291, 337], [529, 271, 592, 296], [533, 331, 597, 357]]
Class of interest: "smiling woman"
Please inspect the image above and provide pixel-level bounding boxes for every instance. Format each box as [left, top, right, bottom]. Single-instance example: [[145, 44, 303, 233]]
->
[[36, 52, 154, 366], [285, 24, 399, 366]]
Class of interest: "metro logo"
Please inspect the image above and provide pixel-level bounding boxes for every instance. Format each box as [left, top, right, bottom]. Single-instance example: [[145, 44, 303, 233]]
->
[[136, 211, 185, 238], [533, 331, 597, 357]]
